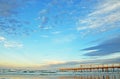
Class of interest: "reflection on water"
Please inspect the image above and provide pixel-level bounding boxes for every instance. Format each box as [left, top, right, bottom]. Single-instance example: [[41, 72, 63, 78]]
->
[[0, 73, 120, 79]]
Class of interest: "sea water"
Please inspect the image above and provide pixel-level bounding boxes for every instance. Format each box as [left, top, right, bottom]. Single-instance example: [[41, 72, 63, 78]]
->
[[0, 72, 120, 79]]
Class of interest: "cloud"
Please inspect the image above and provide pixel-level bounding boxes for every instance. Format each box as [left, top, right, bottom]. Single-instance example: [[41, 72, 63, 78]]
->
[[0, 36, 23, 48], [0, 0, 34, 17], [0, 0, 32, 35], [37, 8, 50, 29], [77, 0, 120, 34], [40, 57, 120, 70], [53, 34, 76, 43], [0, 36, 6, 41], [82, 35, 120, 56], [40, 35, 49, 38], [89, 0, 120, 16], [52, 31, 61, 34], [39, 9, 48, 15], [0, 0, 19, 17], [39, 16, 49, 28], [4, 41, 23, 48]]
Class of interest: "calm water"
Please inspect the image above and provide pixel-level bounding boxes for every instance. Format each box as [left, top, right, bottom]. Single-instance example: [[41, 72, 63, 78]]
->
[[0, 73, 120, 79]]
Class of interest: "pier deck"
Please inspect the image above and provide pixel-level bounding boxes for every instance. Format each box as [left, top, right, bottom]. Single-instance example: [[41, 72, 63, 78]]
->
[[59, 64, 120, 72]]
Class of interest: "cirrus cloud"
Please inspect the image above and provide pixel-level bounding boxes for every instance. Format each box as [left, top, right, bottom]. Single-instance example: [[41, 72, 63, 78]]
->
[[0, 36, 23, 48], [77, 0, 120, 34], [4, 41, 23, 48]]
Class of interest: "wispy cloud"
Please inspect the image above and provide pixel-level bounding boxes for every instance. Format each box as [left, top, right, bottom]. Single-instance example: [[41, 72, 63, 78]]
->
[[89, 0, 120, 16], [53, 34, 76, 43], [83, 35, 120, 56], [40, 57, 120, 70], [4, 41, 23, 48], [37, 5, 50, 29], [0, 36, 6, 41], [0, 36, 23, 48], [40, 35, 49, 38], [0, 0, 19, 17], [77, 0, 120, 34], [0, 0, 34, 17], [39, 9, 48, 15], [0, 0, 32, 35], [52, 31, 61, 34]]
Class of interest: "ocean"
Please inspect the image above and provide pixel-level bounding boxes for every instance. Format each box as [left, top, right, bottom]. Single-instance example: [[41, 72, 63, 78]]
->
[[0, 72, 120, 79]]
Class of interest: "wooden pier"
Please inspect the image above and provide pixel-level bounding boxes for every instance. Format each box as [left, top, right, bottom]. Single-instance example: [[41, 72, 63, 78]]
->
[[59, 63, 120, 72]]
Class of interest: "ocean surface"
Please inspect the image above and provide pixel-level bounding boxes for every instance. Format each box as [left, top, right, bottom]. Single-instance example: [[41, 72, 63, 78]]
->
[[0, 72, 120, 79]]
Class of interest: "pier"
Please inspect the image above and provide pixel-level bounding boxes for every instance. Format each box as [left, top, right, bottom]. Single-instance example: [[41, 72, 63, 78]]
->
[[59, 63, 120, 72]]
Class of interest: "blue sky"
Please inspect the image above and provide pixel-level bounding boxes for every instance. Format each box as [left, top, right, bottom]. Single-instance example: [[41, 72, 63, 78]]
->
[[0, 0, 120, 69]]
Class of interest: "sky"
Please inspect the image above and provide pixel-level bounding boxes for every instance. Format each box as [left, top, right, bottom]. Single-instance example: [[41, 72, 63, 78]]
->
[[0, 0, 120, 69]]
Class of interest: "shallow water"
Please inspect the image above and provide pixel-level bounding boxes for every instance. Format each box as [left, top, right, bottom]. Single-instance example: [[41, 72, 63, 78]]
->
[[0, 73, 120, 79]]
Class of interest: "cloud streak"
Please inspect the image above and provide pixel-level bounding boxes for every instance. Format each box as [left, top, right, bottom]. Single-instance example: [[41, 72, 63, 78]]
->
[[0, 36, 23, 48], [40, 57, 120, 70], [83, 35, 120, 56], [53, 34, 76, 43], [77, 0, 120, 34], [4, 41, 23, 48], [40, 35, 49, 38]]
